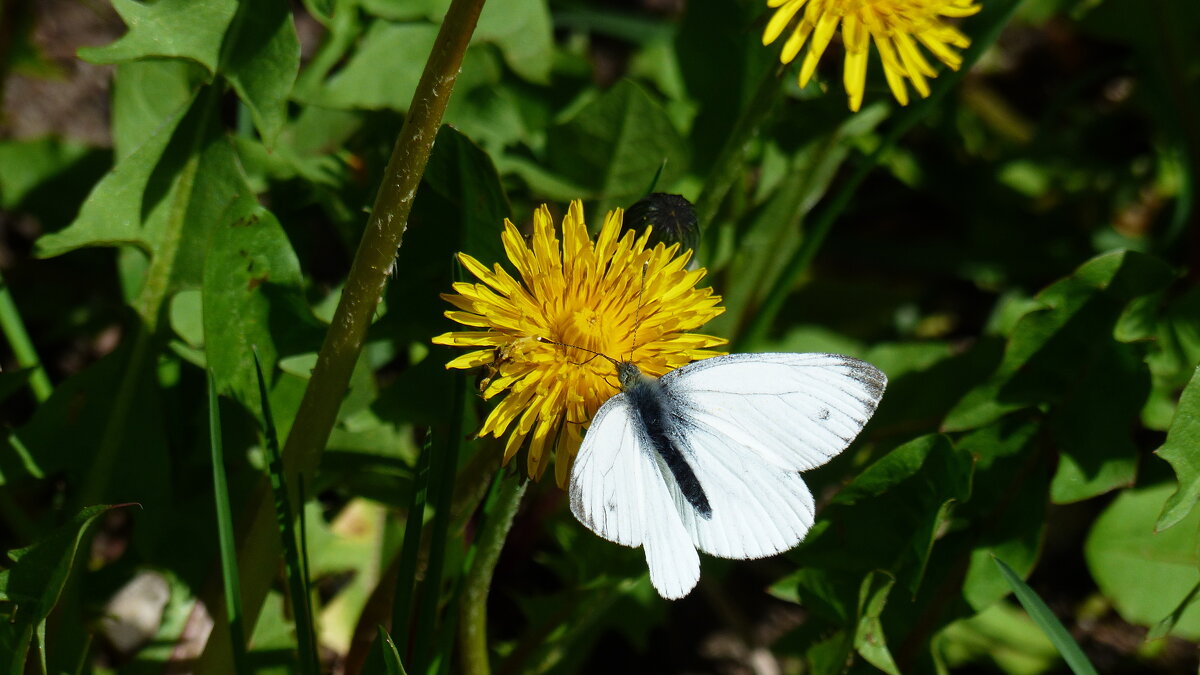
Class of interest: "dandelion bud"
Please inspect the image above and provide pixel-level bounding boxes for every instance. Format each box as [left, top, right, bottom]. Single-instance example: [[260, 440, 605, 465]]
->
[[623, 193, 699, 254]]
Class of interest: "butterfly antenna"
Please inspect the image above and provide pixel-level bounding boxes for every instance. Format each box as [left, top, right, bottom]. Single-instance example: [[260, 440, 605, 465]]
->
[[536, 337, 620, 370], [630, 263, 647, 363]]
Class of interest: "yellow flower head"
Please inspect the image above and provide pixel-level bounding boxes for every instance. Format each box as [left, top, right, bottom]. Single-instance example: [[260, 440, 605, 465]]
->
[[432, 201, 726, 486], [762, 0, 981, 112]]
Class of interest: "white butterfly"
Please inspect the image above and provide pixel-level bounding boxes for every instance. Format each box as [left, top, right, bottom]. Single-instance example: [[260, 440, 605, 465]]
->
[[568, 353, 887, 599]]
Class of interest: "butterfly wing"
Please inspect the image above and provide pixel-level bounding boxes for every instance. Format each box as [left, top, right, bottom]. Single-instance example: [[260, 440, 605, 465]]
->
[[660, 353, 886, 559], [569, 394, 701, 599]]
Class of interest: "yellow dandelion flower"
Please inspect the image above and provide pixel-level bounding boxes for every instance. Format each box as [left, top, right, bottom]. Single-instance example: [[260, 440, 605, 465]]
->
[[432, 201, 726, 487], [762, 0, 981, 112]]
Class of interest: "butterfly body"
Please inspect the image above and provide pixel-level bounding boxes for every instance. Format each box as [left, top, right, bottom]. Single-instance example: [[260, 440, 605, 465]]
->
[[569, 353, 886, 599]]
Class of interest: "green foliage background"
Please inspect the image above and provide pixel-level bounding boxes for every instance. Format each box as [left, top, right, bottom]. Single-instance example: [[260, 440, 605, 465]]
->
[[1, 0, 1199, 672]]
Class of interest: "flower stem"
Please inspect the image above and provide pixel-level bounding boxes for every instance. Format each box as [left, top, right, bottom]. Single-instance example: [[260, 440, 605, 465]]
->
[[460, 476, 527, 675], [695, 62, 786, 251], [196, 0, 487, 664]]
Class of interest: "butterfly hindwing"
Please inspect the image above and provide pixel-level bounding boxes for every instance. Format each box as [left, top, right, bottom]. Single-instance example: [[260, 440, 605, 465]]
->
[[655, 353, 886, 559], [570, 395, 701, 598]]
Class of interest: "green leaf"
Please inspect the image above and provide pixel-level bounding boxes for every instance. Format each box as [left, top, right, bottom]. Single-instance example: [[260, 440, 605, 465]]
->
[[309, 21, 439, 110], [203, 207, 306, 408], [0, 504, 128, 668], [1156, 365, 1200, 530], [1048, 339, 1147, 503], [936, 602, 1060, 675], [474, 0, 552, 83], [111, 60, 207, 160], [78, 0, 238, 77], [945, 249, 1174, 431], [545, 79, 688, 208], [35, 79, 198, 258], [772, 435, 974, 618], [992, 556, 1099, 675], [1085, 482, 1200, 639], [955, 417, 1049, 612], [222, 0, 301, 145], [854, 571, 900, 675]]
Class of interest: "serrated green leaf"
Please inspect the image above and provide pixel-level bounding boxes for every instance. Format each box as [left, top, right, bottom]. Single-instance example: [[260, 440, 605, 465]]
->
[[545, 79, 688, 208], [222, 0, 300, 145], [203, 207, 305, 408], [1085, 482, 1200, 639], [944, 250, 1174, 431], [1155, 365, 1200, 530], [79, 0, 238, 76], [35, 88, 196, 259], [0, 504, 128, 667]]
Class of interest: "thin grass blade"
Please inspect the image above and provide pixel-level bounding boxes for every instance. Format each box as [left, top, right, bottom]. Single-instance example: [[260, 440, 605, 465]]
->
[[208, 373, 249, 672], [992, 555, 1099, 675], [378, 625, 410, 675], [253, 351, 320, 673], [391, 432, 434, 655], [411, 373, 466, 673]]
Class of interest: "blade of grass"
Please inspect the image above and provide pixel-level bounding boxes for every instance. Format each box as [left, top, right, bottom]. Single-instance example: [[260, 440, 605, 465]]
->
[[254, 351, 320, 674], [378, 625, 410, 675], [992, 555, 1099, 675], [737, 0, 1025, 348], [0, 269, 52, 402], [208, 373, 249, 673], [391, 433, 434, 655], [411, 372, 466, 674]]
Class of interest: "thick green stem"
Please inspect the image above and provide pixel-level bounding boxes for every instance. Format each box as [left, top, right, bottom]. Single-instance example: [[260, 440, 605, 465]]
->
[[195, 0, 487, 666], [283, 0, 485, 482], [460, 477, 527, 675]]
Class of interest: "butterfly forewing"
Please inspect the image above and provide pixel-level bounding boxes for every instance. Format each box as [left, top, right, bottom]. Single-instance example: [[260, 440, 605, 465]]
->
[[663, 353, 886, 472]]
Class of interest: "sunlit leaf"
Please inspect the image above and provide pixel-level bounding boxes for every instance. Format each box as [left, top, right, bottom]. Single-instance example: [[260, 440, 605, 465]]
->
[[1085, 483, 1200, 639], [79, 0, 238, 76]]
